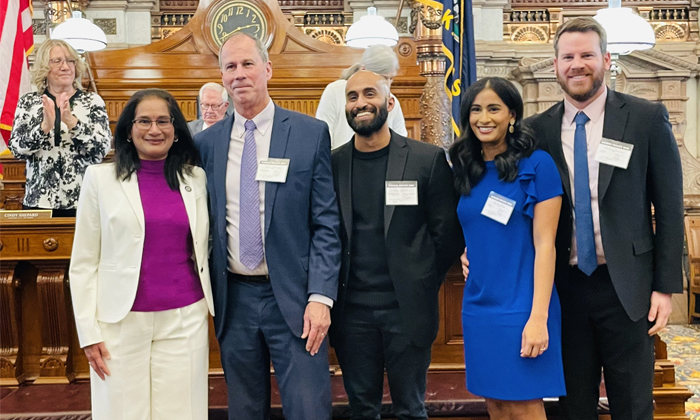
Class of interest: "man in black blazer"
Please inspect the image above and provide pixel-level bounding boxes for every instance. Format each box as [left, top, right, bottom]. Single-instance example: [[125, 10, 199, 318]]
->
[[526, 18, 684, 419], [329, 70, 464, 420]]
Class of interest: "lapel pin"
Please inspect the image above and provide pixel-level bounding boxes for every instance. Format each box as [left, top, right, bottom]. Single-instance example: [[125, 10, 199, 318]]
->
[[185, 186, 192, 192]]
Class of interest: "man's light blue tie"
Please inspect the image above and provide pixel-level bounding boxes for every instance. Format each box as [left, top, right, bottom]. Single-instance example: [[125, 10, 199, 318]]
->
[[239, 119, 264, 270], [574, 112, 597, 276]]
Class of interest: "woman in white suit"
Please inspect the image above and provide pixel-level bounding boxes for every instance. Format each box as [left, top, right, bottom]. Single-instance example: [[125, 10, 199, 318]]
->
[[69, 89, 214, 420]]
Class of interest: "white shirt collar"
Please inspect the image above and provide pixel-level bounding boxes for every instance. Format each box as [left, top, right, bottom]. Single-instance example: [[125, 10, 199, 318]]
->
[[563, 85, 607, 126], [232, 100, 275, 138]]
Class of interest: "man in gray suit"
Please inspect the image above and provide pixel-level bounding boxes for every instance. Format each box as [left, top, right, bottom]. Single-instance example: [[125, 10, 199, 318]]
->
[[187, 82, 230, 135]]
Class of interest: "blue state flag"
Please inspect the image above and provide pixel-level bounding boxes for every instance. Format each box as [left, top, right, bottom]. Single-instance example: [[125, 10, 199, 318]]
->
[[416, 0, 477, 137]]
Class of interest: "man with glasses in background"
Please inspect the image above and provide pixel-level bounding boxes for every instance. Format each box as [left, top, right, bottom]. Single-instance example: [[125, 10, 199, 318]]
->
[[188, 82, 230, 135]]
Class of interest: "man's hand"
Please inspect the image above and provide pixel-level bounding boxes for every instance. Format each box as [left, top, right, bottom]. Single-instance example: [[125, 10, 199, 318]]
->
[[41, 95, 56, 134], [648, 291, 672, 336], [83, 342, 111, 380], [301, 301, 330, 356], [460, 247, 469, 279]]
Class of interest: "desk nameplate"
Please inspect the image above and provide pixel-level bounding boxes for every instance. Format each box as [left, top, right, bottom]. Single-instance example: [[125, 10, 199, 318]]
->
[[0, 210, 52, 220]]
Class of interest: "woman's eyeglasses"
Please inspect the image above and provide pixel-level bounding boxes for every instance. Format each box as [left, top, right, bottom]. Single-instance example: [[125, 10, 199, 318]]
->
[[132, 118, 174, 130], [49, 58, 78, 68]]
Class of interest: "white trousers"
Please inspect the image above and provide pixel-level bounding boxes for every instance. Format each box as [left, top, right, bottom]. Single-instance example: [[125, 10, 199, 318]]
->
[[91, 298, 209, 420]]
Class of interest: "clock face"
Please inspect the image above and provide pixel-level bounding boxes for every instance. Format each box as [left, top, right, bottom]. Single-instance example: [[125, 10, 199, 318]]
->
[[210, 1, 268, 48]]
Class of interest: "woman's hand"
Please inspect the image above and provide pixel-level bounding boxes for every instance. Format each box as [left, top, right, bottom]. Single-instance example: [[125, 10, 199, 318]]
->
[[57, 92, 77, 129], [521, 315, 549, 358], [460, 247, 469, 279], [41, 95, 55, 134], [83, 342, 111, 380]]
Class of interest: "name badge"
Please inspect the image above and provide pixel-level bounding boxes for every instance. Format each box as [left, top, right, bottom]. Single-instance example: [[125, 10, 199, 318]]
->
[[385, 181, 418, 206], [595, 138, 633, 169], [481, 191, 516, 225], [255, 158, 290, 183]]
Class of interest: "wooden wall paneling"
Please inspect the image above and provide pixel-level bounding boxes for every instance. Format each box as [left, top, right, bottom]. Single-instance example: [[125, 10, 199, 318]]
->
[[686, 214, 700, 321], [0, 261, 22, 385], [208, 316, 223, 374], [431, 264, 466, 365], [0, 156, 27, 210]]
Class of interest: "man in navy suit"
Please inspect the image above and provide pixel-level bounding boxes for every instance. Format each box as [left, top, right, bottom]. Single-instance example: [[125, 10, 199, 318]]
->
[[195, 31, 341, 420]]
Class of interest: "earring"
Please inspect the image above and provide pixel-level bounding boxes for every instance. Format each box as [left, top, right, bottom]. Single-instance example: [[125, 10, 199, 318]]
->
[[508, 119, 515, 134], [127, 138, 132, 143], [174, 137, 179, 143]]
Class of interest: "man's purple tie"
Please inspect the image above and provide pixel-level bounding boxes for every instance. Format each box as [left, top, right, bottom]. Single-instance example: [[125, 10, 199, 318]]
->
[[239, 119, 264, 270]]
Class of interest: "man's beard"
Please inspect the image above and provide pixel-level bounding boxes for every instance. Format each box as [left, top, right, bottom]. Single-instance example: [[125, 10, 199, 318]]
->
[[346, 103, 389, 136], [557, 67, 605, 103]]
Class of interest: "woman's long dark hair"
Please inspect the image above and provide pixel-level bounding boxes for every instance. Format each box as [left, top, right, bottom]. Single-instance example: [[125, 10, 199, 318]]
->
[[114, 89, 201, 190], [449, 77, 536, 195]]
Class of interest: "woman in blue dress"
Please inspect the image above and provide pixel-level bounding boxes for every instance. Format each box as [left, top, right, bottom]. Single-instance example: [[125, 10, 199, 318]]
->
[[449, 77, 566, 418]]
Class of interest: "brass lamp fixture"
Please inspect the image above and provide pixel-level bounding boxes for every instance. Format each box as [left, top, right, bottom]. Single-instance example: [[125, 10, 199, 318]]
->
[[41, 0, 104, 93], [43, 1, 90, 32]]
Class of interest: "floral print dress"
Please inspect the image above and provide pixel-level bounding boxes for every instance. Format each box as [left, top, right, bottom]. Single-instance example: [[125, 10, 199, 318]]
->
[[9, 90, 112, 209]]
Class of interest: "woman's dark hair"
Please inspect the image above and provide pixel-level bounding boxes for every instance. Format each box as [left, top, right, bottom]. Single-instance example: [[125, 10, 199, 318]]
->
[[449, 77, 536, 195], [114, 88, 201, 190]]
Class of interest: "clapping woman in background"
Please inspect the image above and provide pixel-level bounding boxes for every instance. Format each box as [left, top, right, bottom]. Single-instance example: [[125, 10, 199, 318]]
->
[[9, 39, 111, 217]]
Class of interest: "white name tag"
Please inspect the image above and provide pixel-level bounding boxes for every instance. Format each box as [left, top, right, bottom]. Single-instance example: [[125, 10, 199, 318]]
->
[[385, 181, 418, 206], [255, 158, 290, 183], [595, 138, 633, 169], [481, 191, 516, 225]]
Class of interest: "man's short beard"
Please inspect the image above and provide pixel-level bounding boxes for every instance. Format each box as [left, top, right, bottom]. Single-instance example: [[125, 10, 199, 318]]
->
[[557, 71, 605, 104], [346, 103, 389, 136]]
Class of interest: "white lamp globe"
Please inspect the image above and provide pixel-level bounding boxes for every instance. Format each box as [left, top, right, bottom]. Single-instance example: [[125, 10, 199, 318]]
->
[[52, 11, 107, 53], [345, 7, 399, 48], [594, 6, 655, 55]]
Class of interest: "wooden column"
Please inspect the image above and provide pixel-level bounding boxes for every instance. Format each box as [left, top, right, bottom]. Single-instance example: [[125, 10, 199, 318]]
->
[[411, 0, 453, 149], [0, 261, 23, 385], [33, 261, 73, 384]]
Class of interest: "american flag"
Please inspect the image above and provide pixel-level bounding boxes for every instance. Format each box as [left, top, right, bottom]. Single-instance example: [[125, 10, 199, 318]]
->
[[0, 0, 34, 154]]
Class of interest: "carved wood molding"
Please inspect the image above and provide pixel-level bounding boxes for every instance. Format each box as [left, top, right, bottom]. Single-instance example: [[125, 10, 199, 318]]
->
[[0, 261, 22, 386], [33, 261, 72, 384]]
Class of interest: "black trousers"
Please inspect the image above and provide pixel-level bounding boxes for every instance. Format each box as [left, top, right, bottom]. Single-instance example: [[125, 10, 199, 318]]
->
[[559, 265, 655, 420], [334, 304, 432, 420]]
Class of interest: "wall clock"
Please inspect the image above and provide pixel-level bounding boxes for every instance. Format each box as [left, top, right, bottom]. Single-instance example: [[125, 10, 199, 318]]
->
[[204, 0, 276, 54]]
